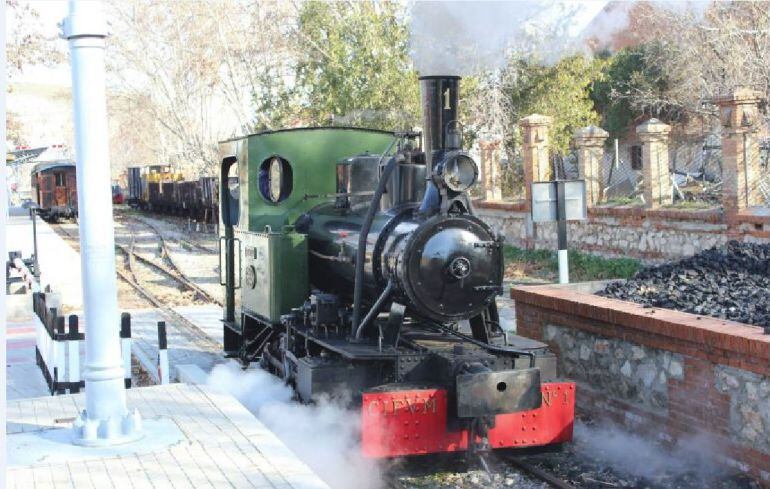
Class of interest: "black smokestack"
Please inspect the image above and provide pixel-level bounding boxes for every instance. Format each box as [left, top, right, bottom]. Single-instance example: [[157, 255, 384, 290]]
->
[[419, 76, 459, 172]]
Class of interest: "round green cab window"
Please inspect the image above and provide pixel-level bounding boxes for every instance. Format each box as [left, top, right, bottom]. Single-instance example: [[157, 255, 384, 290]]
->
[[259, 156, 293, 203]]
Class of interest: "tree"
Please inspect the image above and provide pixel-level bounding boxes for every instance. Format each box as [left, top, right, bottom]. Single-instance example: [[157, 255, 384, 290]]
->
[[261, 1, 420, 131], [620, 2, 770, 122], [106, 0, 296, 176], [6, 0, 64, 76], [591, 46, 679, 139], [6, 0, 65, 148], [502, 55, 604, 154]]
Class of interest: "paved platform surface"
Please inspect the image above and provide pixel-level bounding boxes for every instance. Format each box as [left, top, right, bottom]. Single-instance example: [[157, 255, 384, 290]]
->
[[6, 383, 329, 489], [128, 305, 224, 384], [6, 211, 83, 309]]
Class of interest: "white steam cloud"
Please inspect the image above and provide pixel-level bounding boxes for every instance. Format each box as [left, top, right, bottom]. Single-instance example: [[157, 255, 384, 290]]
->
[[409, 0, 712, 75], [207, 362, 383, 489], [576, 422, 721, 482]]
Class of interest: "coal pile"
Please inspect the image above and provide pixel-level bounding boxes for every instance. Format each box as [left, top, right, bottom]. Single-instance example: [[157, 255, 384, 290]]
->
[[599, 241, 770, 328]]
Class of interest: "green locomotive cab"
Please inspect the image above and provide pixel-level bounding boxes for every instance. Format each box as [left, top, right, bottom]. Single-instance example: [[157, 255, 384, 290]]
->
[[218, 127, 400, 359]]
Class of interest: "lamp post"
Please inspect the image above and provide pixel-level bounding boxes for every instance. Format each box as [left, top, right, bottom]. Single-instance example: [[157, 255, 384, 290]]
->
[[61, 0, 141, 446]]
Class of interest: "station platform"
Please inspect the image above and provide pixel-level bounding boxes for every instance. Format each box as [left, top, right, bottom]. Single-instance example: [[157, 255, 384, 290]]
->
[[6, 383, 330, 489], [6, 210, 83, 309]]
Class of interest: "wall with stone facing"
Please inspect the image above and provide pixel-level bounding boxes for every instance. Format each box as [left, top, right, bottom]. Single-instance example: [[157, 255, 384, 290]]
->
[[476, 201, 770, 261], [544, 325, 685, 410], [512, 283, 770, 484]]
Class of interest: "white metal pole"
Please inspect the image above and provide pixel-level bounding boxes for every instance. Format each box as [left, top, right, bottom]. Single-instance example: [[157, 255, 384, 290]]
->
[[558, 249, 569, 284], [62, 0, 141, 445]]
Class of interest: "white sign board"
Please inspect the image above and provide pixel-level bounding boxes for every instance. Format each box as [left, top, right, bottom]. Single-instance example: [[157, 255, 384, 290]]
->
[[531, 180, 587, 223]]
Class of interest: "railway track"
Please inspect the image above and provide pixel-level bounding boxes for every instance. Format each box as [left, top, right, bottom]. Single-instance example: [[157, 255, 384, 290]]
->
[[505, 457, 578, 489], [53, 223, 222, 353], [386, 453, 577, 489], [119, 219, 222, 306], [129, 213, 217, 255]]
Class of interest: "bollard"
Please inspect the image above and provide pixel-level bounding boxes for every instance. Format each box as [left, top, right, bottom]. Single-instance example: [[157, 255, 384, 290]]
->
[[121, 313, 132, 388], [67, 315, 83, 393], [157, 321, 169, 384], [55, 316, 67, 394]]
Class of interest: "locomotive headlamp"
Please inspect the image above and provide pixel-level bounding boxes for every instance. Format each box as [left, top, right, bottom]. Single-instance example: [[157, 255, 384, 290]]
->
[[440, 152, 478, 192]]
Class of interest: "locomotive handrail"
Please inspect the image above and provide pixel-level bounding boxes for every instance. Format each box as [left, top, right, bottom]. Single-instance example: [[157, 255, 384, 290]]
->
[[351, 143, 403, 337], [217, 236, 241, 289], [233, 238, 242, 290], [428, 321, 537, 368], [218, 236, 226, 286]]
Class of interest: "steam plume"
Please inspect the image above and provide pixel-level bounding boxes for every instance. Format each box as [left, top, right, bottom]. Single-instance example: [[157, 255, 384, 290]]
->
[[408, 1, 712, 75], [208, 362, 383, 489]]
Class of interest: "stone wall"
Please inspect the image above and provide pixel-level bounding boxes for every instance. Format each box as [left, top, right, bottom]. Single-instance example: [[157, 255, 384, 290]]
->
[[476, 201, 769, 261], [544, 325, 685, 410], [512, 283, 770, 483]]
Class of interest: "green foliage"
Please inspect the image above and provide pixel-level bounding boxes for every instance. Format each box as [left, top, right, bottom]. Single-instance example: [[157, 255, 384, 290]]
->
[[591, 45, 675, 138], [282, 1, 420, 130], [503, 245, 641, 282], [566, 249, 641, 282], [503, 55, 604, 154]]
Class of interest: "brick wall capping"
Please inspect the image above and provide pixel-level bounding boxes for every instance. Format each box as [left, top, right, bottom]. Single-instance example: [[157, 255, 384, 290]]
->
[[636, 118, 671, 136], [478, 139, 502, 149], [588, 205, 723, 223], [520, 114, 552, 126], [733, 208, 770, 225], [511, 283, 770, 361], [473, 199, 726, 224], [711, 87, 765, 105], [573, 125, 609, 142], [473, 199, 528, 212]]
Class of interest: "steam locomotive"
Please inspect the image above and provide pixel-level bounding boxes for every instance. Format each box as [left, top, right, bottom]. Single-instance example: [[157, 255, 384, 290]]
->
[[218, 76, 574, 458]]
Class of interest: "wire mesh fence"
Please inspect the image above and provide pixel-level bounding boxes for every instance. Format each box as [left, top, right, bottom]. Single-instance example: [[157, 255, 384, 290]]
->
[[760, 139, 770, 206], [472, 133, 770, 208], [602, 147, 642, 205], [669, 136, 723, 206]]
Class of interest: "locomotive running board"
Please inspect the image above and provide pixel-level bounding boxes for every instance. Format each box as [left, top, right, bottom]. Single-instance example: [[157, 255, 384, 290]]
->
[[361, 382, 575, 458]]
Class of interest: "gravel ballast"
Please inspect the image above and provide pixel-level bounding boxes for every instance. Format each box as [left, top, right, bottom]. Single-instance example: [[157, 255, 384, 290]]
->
[[599, 241, 770, 328]]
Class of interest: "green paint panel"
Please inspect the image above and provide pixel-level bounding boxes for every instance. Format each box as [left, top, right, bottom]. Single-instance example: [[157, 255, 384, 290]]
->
[[243, 128, 397, 232], [239, 228, 308, 324]]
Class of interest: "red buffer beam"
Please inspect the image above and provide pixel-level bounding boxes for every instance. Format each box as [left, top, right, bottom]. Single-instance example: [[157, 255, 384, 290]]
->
[[361, 382, 575, 458]]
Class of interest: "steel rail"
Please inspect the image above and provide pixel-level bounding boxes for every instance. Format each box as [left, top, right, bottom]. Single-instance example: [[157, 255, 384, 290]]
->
[[131, 213, 216, 255], [54, 223, 221, 353], [122, 217, 222, 306], [505, 457, 578, 489], [117, 232, 222, 352]]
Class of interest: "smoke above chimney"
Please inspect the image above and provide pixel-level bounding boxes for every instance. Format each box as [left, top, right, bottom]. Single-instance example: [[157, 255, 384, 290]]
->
[[408, 1, 711, 76]]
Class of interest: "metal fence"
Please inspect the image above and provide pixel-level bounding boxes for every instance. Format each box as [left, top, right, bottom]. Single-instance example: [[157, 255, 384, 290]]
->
[[602, 147, 642, 204], [474, 134, 770, 207]]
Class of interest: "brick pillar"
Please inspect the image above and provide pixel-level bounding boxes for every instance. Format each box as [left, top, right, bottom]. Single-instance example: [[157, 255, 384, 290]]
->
[[479, 139, 502, 201], [713, 88, 765, 213], [636, 118, 672, 208], [574, 125, 609, 206], [521, 114, 552, 208]]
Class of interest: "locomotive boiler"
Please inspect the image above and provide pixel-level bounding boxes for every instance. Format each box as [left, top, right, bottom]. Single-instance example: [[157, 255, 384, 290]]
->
[[218, 76, 575, 458]]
